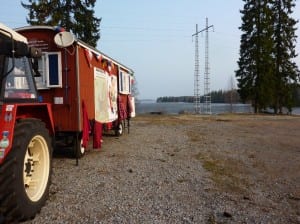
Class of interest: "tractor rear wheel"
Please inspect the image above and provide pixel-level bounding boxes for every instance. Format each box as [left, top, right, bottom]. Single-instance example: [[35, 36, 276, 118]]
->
[[0, 118, 52, 222]]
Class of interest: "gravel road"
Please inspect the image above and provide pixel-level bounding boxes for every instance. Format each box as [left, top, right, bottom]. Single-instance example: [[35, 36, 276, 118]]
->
[[24, 114, 300, 224]]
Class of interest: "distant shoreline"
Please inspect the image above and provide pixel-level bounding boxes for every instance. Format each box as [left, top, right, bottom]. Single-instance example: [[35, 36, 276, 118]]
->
[[136, 101, 300, 115]]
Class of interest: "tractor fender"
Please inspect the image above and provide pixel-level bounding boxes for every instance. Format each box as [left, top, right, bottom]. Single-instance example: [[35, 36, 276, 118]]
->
[[0, 103, 54, 165]]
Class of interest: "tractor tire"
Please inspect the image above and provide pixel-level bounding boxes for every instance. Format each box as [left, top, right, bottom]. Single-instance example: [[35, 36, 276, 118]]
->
[[0, 118, 52, 223]]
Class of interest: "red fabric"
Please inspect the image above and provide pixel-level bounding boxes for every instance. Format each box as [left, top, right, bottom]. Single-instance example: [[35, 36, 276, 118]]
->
[[82, 101, 90, 148], [119, 103, 126, 120], [127, 95, 133, 116], [84, 49, 93, 67], [118, 96, 127, 120], [93, 121, 102, 149], [105, 122, 113, 131]]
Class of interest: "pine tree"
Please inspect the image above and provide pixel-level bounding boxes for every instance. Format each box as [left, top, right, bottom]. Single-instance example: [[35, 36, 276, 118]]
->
[[272, 0, 299, 113], [21, 0, 101, 47], [236, 0, 275, 113], [237, 0, 299, 114]]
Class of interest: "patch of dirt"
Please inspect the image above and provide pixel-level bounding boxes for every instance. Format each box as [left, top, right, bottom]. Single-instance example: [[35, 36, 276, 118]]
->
[[133, 114, 300, 223]]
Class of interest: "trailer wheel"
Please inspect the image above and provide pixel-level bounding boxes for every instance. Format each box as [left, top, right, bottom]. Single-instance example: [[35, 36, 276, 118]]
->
[[0, 119, 52, 222], [115, 122, 124, 136], [73, 137, 85, 158]]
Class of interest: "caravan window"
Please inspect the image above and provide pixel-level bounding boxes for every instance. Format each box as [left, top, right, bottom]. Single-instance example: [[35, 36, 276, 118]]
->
[[119, 70, 131, 94], [35, 52, 62, 89]]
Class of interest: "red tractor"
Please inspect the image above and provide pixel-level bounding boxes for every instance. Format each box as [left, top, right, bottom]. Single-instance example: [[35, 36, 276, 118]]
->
[[0, 23, 54, 222]]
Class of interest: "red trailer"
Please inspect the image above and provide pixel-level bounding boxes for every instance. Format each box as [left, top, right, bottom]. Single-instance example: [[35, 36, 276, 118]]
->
[[0, 23, 134, 222], [16, 26, 135, 157]]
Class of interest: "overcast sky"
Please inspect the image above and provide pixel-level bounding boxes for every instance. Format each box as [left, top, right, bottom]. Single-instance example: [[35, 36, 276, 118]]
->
[[1, 0, 300, 99]]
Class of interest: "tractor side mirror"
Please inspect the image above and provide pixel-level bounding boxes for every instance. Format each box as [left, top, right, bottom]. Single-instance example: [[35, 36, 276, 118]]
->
[[32, 58, 41, 77], [29, 48, 42, 77], [28, 47, 42, 58]]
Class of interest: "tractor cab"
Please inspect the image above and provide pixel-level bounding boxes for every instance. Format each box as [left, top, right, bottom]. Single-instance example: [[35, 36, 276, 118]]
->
[[0, 56, 39, 102], [0, 23, 41, 103]]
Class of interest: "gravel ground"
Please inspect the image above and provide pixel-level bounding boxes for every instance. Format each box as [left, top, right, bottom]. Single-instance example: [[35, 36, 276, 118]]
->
[[24, 114, 300, 224]]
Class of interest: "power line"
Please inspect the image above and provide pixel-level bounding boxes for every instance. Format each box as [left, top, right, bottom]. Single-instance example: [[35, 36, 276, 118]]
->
[[192, 24, 201, 114], [203, 18, 213, 115], [192, 18, 213, 114]]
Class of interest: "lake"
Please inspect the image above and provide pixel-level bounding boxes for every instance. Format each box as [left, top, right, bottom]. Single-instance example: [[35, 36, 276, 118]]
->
[[135, 100, 300, 115]]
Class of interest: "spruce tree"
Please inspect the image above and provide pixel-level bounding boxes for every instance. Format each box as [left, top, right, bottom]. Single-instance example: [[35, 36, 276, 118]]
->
[[236, 0, 275, 113], [272, 0, 299, 113], [21, 0, 101, 47]]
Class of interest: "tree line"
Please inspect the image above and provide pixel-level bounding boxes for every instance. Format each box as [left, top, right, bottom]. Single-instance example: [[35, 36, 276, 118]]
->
[[157, 87, 300, 106], [156, 90, 241, 103], [236, 0, 299, 114]]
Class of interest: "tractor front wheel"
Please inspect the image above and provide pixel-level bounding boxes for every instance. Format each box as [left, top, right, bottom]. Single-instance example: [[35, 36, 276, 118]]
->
[[0, 118, 52, 222]]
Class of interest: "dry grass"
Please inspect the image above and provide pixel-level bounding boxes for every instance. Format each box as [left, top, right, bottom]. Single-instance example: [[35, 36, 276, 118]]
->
[[194, 152, 250, 194], [134, 114, 203, 126], [134, 113, 300, 196]]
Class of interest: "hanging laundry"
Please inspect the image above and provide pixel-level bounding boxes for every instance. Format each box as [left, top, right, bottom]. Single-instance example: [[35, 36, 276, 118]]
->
[[93, 120, 102, 149], [82, 101, 90, 148]]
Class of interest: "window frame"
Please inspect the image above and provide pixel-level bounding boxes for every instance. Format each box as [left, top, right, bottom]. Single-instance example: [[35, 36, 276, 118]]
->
[[35, 51, 62, 89], [118, 70, 131, 94]]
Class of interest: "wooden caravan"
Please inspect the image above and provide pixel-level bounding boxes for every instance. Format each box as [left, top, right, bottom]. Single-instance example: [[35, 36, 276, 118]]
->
[[15, 26, 135, 156]]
